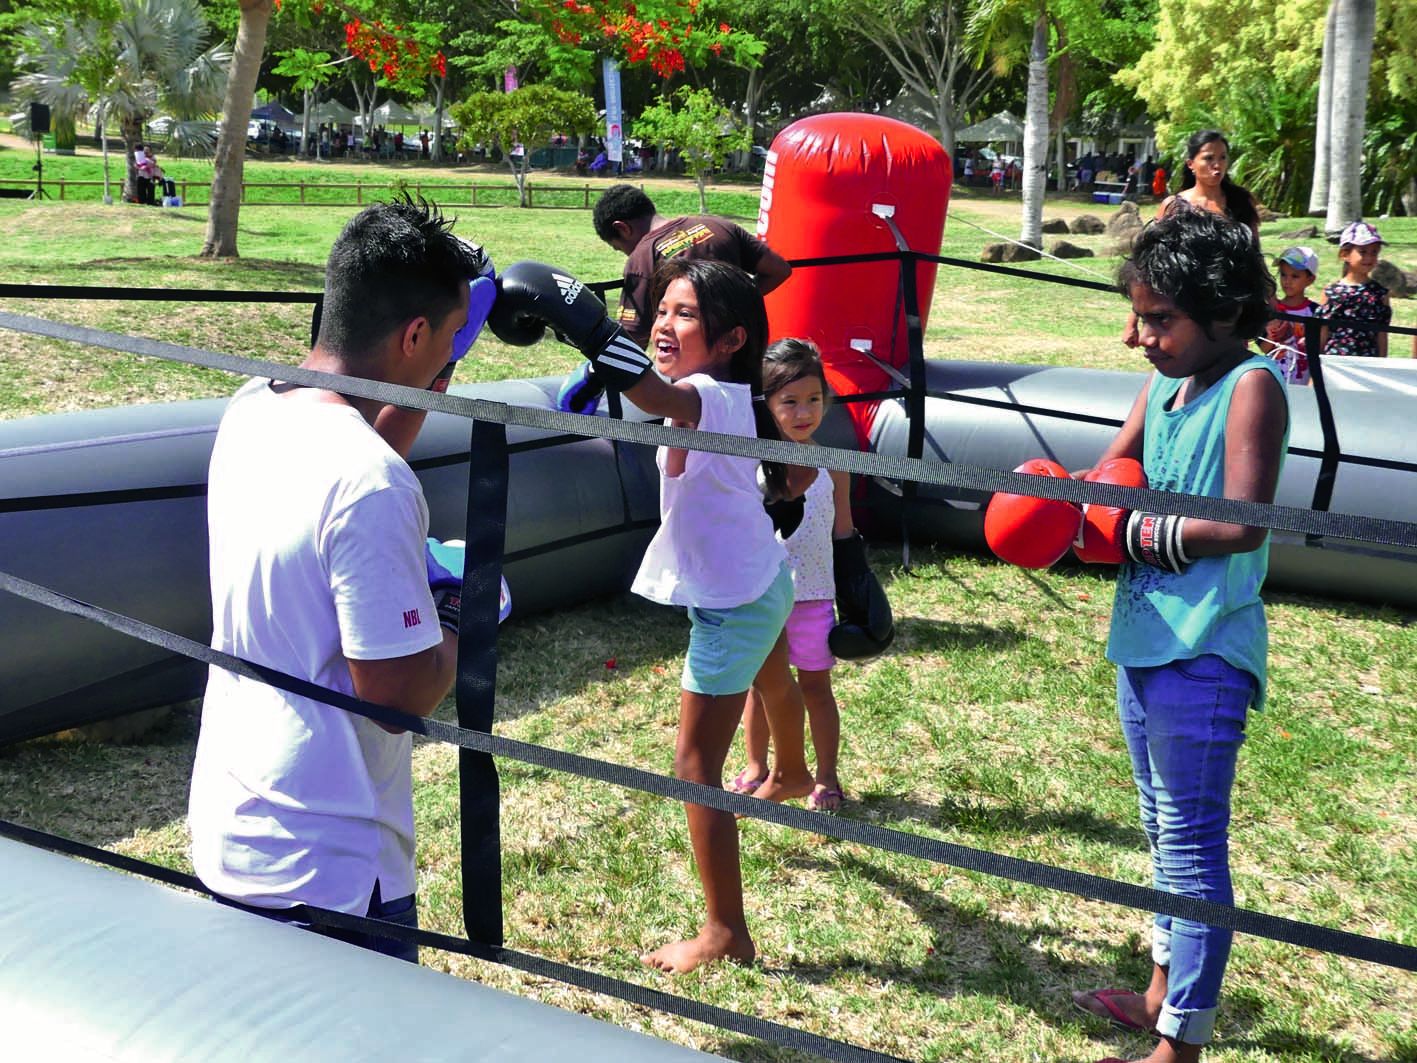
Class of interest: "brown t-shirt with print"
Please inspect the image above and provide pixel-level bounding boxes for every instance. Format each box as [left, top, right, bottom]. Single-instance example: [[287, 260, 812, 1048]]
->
[[617, 215, 770, 345]]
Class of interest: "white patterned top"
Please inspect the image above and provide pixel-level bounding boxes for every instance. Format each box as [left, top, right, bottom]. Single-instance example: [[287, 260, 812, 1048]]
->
[[783, 468, 835, 602]]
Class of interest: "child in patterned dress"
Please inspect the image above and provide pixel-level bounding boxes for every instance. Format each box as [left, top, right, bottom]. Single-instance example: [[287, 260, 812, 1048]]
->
[[1318, 221, 1391, 359]]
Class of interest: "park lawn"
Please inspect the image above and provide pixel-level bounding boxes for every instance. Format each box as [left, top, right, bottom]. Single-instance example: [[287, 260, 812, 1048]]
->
[[0, 154, 1414, 1061]]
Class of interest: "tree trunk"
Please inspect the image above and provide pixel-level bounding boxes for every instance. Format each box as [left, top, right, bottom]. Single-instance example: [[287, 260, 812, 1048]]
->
[[1019, 12, 1049, 249], [934, 96, 956, 160], [99, 105, 113, 205], [1309, 0, 1338, 215], [201, 0, 273, 258], [1324, 0, 1376, 236], [737, 65, 761, 171], [696, 171, 708, 214], [121, 113, 145, 202], [431, 76, 446, 162], [509, 155, 527, 207], [301, 89, 314, 158]]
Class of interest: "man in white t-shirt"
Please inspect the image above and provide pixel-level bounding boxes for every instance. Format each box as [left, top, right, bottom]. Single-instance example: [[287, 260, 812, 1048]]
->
[[189, 197, 492, 963]]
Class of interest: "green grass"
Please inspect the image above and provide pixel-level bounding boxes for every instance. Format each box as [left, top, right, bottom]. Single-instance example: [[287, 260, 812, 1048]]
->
[[0, 144, 1415, 1062]]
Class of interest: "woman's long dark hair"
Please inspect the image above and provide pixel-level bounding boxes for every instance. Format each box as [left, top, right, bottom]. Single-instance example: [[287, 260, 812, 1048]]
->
[[647, 258, 788, 500], [1178, 130, 1259, 233]]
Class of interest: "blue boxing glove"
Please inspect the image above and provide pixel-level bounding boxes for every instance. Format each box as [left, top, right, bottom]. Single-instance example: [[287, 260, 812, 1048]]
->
[[555, 361, 607, 414], [431, 244, 498, 394], [425, 538, 512, 632]]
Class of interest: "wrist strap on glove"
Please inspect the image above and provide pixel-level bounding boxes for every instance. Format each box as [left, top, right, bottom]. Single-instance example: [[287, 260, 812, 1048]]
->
[[587, 323, 653, 391], [1125, 511, 1191, 573], [432, 585, 461, 633], [429, 360, 457, 394]]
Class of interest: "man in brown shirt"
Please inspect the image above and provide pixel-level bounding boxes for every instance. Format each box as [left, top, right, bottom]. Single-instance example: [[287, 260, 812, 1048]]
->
[[592, 184, 793, 346]]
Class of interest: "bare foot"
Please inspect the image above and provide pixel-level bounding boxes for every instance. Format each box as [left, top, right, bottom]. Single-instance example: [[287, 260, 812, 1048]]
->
[[641, 925, 754, 974], [749, 770, 815, 805]]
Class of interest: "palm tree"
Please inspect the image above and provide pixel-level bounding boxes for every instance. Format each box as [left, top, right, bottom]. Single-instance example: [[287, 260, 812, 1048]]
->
[[1324, 0, 1376, 236], [969, 0, 1051, 255], [1018, 11, 1049, 251], [202, 0, 273, 256], [11, 21, 122, 203], [10, 0, 229, 204], [1307, 0, 1338, 216]]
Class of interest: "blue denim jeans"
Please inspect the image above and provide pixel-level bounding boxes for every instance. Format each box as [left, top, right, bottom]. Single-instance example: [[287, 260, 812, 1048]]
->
[[293, 881, 420, 965], [213, 880, 421, 964], [1118, 654, 1254, 1045]]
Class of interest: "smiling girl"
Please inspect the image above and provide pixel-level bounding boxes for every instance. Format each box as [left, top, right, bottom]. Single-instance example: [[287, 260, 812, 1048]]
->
[[489, 256, 809, 973], [1072, 208, 1288, 1063]]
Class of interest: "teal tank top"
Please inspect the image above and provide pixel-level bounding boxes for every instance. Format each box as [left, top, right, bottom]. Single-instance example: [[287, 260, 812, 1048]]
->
[[1106, 355, 1288, 706]]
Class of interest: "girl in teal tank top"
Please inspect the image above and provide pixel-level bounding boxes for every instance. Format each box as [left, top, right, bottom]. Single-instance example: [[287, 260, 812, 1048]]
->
[[1070, 209, 1289, 1063]]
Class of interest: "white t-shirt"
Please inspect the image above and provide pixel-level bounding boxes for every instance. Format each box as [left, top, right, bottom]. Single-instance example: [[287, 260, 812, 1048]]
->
[[189, 380, 443, 914], [631, 374, 786, 608], [783, 468, 835, 602]]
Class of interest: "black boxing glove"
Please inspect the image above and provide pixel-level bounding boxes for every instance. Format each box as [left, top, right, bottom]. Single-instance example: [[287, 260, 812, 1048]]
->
[[764, 495, 806, 539], [487, 260, 652, 392], [827, 532, 895, 661]]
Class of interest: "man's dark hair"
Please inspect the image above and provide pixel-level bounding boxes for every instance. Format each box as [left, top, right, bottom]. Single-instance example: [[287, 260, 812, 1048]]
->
[[592, 183, 656, 242], [318, 195, 485, 364], [1119, 208, 1275, 341]]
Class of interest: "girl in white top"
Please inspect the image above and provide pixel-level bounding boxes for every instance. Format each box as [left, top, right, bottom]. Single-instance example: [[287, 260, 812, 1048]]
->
[[620, 258, 803, 975], [729, 339, 855, 812]]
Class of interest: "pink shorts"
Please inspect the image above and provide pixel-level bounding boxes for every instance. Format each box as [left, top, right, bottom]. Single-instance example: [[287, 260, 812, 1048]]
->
[[785, 599, 835, 672]]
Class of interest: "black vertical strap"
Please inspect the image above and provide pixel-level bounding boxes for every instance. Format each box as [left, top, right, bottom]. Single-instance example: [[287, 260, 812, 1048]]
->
[[879, 217, 927, 571], [1304, 319, 1341, 544], [458, 418, 508, 946], [604, 389, 637, 527]]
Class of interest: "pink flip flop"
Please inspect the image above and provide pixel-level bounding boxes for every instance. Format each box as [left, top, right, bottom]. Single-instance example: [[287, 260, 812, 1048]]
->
[[806, 786, 845, 813], [1071, 987, 1157, 1034], [728, 769, 768, 795]]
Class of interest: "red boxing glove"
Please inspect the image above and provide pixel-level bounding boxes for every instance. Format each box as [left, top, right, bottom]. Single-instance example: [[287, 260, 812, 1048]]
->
[[984, 458, 1080, 569], [1074, 457, 1147, 565]]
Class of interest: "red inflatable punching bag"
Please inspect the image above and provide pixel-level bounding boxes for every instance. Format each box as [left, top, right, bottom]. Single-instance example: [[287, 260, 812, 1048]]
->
[[757, 114, 951, 448]]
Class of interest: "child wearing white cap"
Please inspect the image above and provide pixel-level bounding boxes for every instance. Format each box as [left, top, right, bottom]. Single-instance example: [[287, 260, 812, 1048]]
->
[[1317, 221, 1391, 359], [1259, 246, 1321, 384]]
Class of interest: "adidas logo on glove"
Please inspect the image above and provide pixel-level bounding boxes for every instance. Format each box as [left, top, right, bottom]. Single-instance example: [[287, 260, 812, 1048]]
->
[[554, 273, 584, 305]]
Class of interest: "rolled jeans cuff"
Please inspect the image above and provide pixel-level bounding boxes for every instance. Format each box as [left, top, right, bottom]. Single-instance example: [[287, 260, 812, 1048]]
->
[[1151, 924, 1172, 968], [1155, 1001, 1218, 1045]]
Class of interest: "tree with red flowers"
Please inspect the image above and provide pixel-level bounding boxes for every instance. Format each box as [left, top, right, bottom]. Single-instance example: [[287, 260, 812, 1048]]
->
[[513, 0, 763, 83]]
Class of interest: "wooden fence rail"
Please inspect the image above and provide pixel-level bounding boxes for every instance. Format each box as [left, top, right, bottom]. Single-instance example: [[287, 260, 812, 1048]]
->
[[0, 179, 610, 209]]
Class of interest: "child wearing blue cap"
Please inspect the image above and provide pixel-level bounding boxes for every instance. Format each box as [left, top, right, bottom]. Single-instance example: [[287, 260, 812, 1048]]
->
[[1317, 221, 1391, 358], [1259, 245, 1320, 384]]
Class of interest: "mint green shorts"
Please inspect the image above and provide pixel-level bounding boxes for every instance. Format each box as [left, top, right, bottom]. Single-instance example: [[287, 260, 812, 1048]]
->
[[682, 564, 793, 696]]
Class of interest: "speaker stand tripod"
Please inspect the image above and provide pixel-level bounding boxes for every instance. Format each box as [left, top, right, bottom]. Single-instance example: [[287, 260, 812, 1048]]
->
[[29, 138, 50, 200]]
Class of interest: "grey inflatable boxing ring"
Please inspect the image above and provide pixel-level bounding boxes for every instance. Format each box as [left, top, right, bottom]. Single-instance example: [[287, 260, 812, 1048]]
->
[[3, 358, 1416, 743], [0, 836, 719, 1062]]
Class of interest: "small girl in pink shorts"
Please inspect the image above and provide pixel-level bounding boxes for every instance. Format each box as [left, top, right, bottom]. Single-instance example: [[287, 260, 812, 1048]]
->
[[730, 339, 855, 812]]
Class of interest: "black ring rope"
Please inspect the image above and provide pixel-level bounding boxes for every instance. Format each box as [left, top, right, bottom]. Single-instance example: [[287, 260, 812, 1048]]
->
[[2, 310, 1414, 548], [1, 566, 1413, 978], [4, 265, 1411, 335]]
